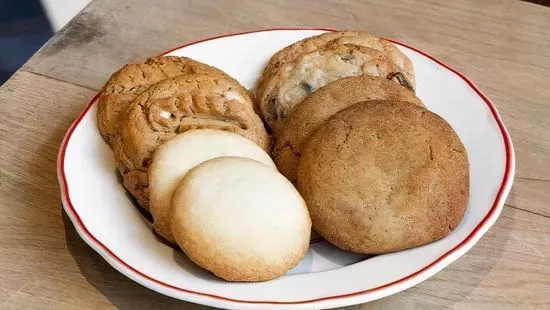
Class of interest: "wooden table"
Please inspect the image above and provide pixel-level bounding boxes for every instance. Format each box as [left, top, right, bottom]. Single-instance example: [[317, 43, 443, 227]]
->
[[0, 0, 549, 308]]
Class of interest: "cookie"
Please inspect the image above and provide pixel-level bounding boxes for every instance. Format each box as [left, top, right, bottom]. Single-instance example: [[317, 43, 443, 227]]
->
[[257, 44, 401, 132], [273, 75, 423, 183], [97, 56, 232, 144], [114, 73, 269, 210], [171, 157, 311, 281], [297, 101, 469, 254], [260, 30, 415, 89], [149, 129, 275, 243]]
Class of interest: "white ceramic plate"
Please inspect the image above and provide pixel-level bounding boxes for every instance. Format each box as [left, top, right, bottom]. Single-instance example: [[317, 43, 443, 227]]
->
[[57, 28, 515, 309]]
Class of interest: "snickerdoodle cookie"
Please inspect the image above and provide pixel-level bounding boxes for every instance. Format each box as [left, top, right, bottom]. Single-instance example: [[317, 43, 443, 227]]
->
[[297, 101, 468, 254]]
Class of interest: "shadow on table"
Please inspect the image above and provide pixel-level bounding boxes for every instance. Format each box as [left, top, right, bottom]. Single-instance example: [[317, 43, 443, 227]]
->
[[62, 211, 211, 310], [343, 220, 512, 309]]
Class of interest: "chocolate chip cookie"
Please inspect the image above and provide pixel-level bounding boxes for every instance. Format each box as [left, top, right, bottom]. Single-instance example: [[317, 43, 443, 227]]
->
[[257, 44, 402, 132]]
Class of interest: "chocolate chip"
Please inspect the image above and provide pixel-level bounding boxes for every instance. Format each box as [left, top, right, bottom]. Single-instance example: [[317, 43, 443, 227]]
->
[[268, 97, 287, 121], [300, 82, 314, 94], [338, 53, 354, 62], [387, 72, 414, 93]]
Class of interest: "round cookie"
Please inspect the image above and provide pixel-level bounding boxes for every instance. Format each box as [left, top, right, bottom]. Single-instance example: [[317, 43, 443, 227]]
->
[[149, 129, 275, 243], [273, 75, 424, 183], [259, 30, 415, 90], [257, 44, 401, 132], [297, 101, 469, 254], [114, 73, 269, 210], [171, 157, 311, 281], [97, 56, 233, 145]]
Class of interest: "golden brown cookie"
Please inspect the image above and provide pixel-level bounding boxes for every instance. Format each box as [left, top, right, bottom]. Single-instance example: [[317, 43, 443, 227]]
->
[[171, 157, 311, 281], [297, 101, 469, 254], [257, 44, 401, 132], [273, 75, 424, 183], [114, 73, 269, 210], [97, 56, 232, 144], [260, 30, 415, 90]]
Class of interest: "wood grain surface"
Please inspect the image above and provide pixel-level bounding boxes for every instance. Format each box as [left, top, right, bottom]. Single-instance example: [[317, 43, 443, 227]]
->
[[1, 0, 549, 309]]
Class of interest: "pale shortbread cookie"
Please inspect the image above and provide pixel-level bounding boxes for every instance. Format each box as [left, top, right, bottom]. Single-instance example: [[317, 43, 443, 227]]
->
[[149, 129, 275, 243], [298, 101, 469, 254], [171, 157, 311, 281]]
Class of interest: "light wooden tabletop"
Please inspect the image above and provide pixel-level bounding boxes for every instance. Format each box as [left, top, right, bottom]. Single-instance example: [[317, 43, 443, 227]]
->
[[0, 0, 549, 309]]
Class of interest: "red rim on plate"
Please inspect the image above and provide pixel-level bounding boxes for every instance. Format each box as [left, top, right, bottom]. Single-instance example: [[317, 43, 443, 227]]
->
[[57, 28, 514, 306]]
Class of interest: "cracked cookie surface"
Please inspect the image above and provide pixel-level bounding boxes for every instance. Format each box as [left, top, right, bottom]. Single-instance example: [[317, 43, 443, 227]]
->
[[113, 73, 269, 210], [273, 75, 424, 184], [297, 101, 469, 254], [97, 56, 233, 144]]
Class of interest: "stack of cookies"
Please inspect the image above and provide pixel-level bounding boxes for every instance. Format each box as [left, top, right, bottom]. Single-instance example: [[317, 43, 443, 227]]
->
[[97, 56, 270, 210], [96, 30, 469, 282], [260, 31, 469, 254], [153, 131, 311, 282], [97, 56, 311, 281]]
